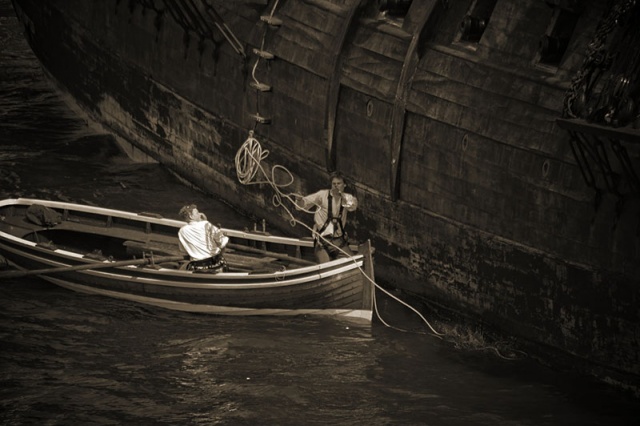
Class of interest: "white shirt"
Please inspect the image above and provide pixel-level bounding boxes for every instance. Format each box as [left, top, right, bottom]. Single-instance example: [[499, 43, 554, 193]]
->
[[178, 220, 229, 260], [300, 189, 357, 237]]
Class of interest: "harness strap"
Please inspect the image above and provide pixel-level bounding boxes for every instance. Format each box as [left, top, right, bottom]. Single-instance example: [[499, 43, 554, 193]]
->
[[317, 193, 346, 239]]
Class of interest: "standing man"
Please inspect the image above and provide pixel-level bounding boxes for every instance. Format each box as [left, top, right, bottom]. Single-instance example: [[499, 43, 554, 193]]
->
[[296, 172, 358, 263], [178, 204, 229, 271]]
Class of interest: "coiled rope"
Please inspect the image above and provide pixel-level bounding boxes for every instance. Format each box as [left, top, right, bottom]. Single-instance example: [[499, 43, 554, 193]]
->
[[234, 131, 300, 227], [235, 131, 269, 185], [234, 131, 444, 338]]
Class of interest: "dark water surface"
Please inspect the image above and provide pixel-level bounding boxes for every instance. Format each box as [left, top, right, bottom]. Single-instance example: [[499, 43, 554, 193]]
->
[[1, 2, 639, 425]]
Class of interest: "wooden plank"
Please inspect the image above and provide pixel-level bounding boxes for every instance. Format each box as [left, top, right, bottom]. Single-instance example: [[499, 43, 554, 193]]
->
[[390, 0, 442, 200], [324, 0, 367, 171]]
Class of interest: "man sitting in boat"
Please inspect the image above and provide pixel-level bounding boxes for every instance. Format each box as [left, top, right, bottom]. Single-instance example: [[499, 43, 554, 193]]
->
[[178, 204, 229, 272], [296, 172, 358, 263]]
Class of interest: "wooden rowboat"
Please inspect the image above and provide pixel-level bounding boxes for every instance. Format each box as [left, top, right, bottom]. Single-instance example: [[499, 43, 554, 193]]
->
[[0, 198, 374, 321]]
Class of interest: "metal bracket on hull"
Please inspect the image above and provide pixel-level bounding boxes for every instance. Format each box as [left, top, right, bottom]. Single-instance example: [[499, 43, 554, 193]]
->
[[250, 113, 271, 124], [253, 48, 275, 60], [260, 15, 283, 26], [250, 81, 272, 92]]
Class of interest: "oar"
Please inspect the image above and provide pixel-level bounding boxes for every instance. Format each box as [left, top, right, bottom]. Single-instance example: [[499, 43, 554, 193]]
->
[[0, 255, 186, 279], [227, 243, 316, 266]]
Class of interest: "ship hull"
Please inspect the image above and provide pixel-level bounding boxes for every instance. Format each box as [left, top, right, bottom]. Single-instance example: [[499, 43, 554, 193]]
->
[[12, 0, 640, 393]]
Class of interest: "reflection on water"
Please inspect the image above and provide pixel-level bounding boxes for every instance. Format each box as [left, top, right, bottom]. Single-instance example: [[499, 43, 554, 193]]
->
[[1, 1, 639, 425]]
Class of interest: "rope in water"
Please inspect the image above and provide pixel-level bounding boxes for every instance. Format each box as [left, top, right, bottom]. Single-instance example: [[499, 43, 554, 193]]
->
[[234, 132, 444, 338]]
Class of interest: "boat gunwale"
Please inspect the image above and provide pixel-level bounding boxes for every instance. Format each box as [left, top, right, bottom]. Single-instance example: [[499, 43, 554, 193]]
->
[[0, 198, 315, 248]]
